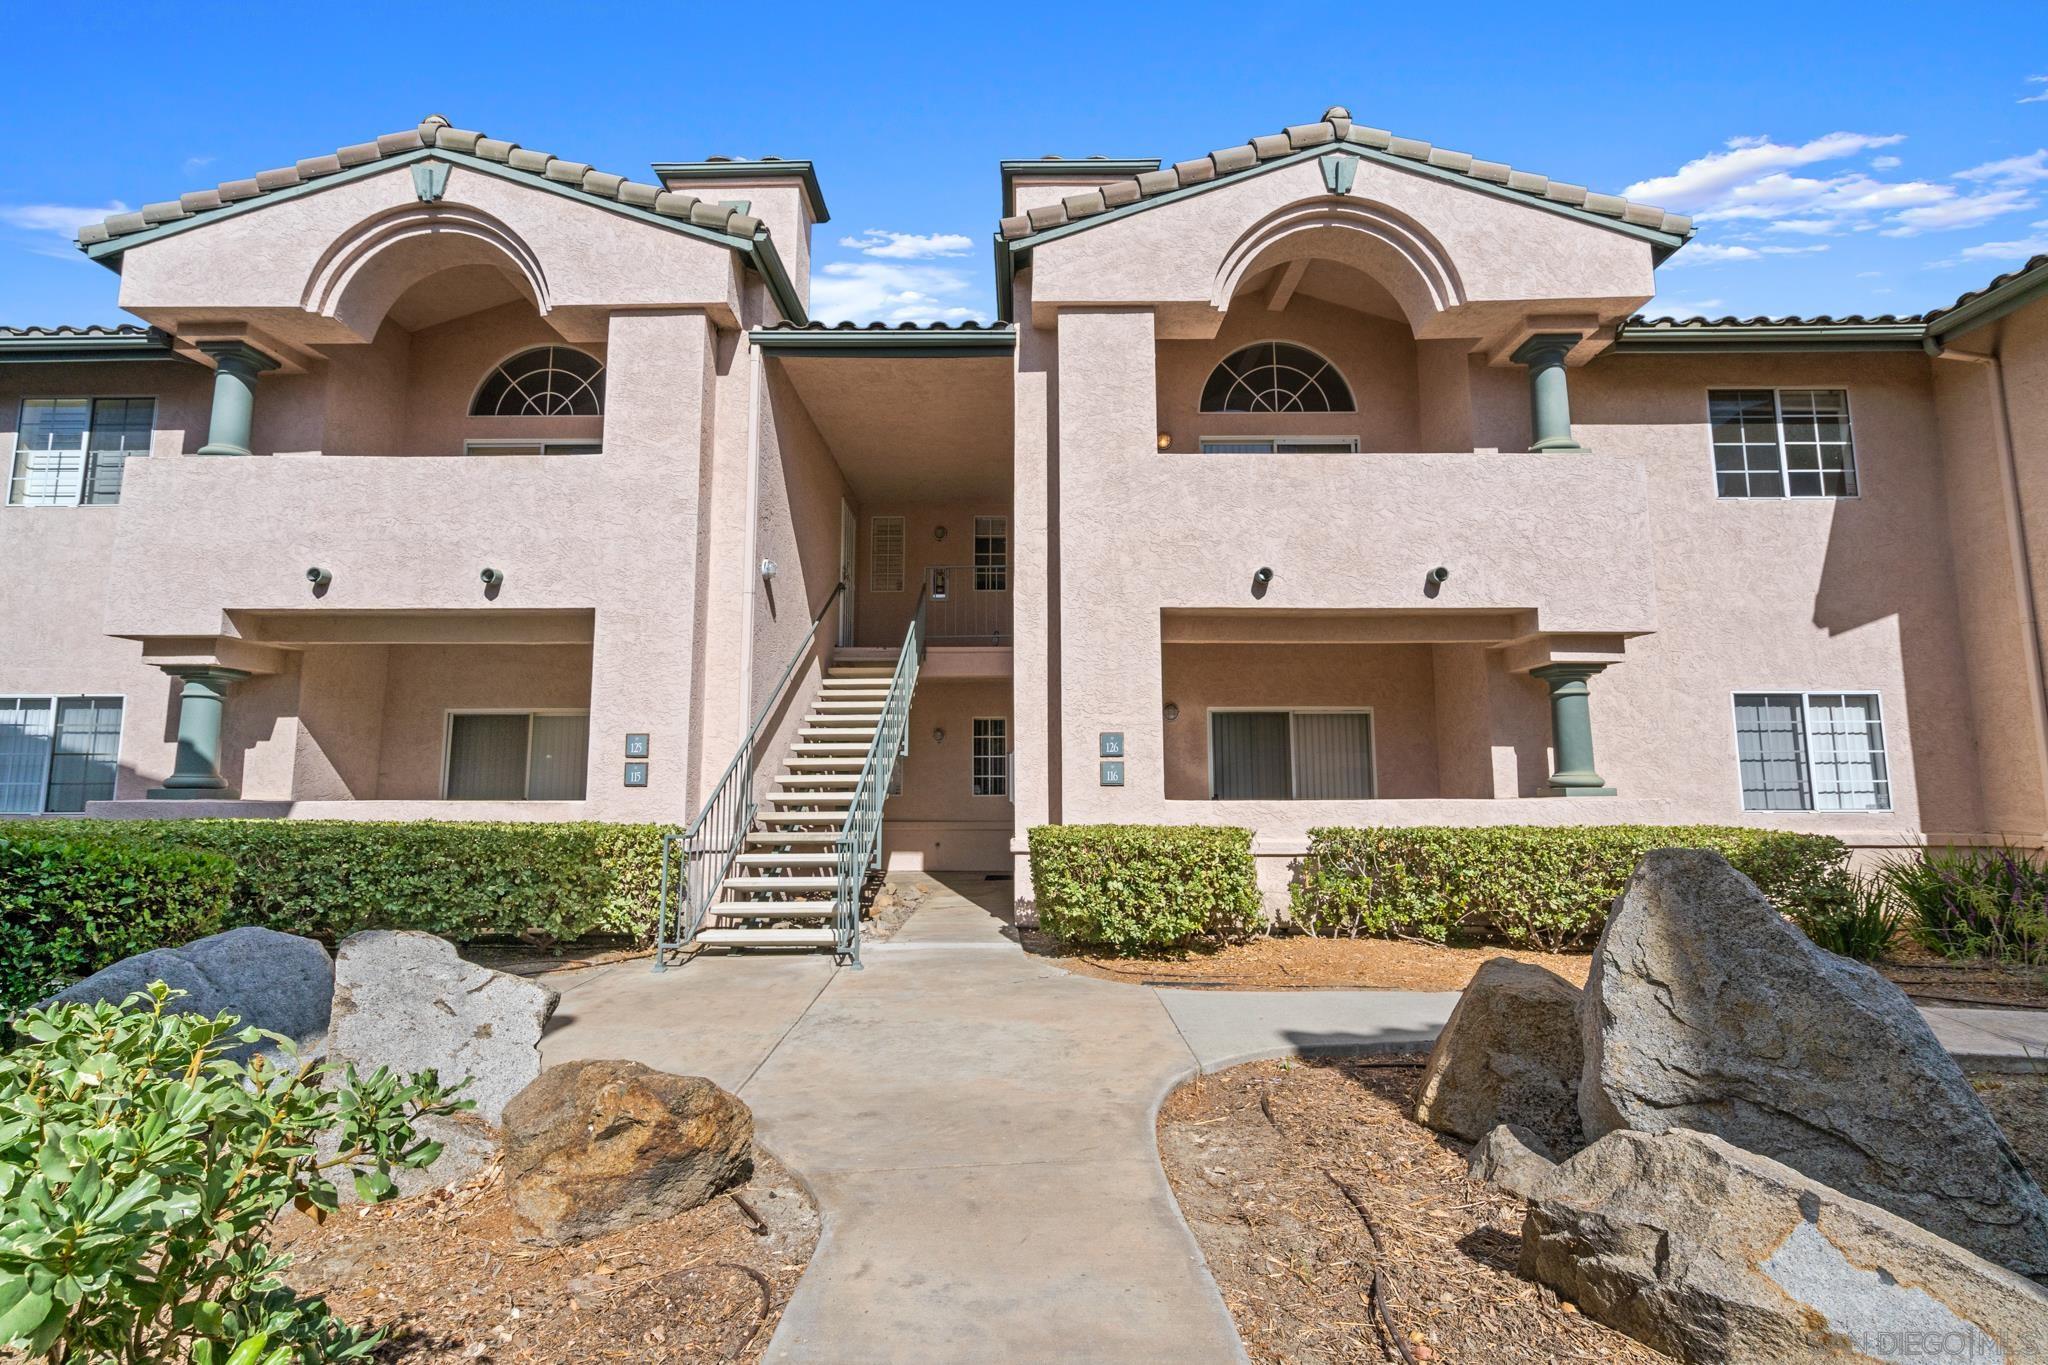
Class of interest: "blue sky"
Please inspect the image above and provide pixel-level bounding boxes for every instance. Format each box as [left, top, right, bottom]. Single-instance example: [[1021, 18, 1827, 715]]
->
[[2, 1, 2044, 328]]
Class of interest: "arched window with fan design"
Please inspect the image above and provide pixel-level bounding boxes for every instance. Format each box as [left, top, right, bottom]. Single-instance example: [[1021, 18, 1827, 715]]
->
[[470, 346, 606, 417], [1200, 342, 1354, 413]]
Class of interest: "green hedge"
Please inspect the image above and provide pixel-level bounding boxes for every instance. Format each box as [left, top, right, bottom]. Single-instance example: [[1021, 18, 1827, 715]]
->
[[0, 820, 672, 1006], [1028, 824, 1264, 952], [0, 831, 234, 1010], [1291, 824, 1851, 952]]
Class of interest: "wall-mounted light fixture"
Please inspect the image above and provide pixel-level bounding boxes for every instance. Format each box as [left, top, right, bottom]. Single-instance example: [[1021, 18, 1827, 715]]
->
[[934, 525, 948, 542], [932, 727, 946, 745], [1253, 566, 1275, 586], [305, 566, 332, 590], [480, 567, 505, 589], [1156, 433, 1172, 451], [1429, 566, 1451, 585], [760, 558, 779, 580], [1163, 703, 1180, 722]]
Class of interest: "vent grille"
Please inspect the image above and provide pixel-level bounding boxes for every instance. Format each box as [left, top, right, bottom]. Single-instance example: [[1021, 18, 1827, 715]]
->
[[871, 516, 906, 592]]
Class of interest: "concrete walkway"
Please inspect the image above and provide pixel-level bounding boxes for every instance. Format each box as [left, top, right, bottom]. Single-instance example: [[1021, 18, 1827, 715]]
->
[[540, 875, 2048, 1363]]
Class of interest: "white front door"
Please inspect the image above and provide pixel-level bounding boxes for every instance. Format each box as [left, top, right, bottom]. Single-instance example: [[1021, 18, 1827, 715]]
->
[[838, 500, 858, 647]]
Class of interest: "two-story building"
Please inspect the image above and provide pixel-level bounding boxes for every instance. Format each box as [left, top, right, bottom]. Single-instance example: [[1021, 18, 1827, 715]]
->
[[6, 107, 2047, 955]]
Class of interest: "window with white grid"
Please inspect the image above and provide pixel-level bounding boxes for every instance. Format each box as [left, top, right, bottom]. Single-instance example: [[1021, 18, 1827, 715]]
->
[[9, 397, 154, 506], [1710, 389, 1857, 498], [1733, 691, 1889, 811], [972, 717, 1008, 797], [974, 516, 1008, 592], [871, 516, 905, 592], [0, 695, 122, 812]]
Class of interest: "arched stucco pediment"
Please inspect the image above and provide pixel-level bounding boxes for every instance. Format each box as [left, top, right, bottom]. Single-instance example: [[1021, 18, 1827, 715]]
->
[[302, 203, 552, 339], [1211, 198, 1465, 331]]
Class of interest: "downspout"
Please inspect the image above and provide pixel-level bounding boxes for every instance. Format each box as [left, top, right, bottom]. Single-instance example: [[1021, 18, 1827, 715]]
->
[[1930, 337, 2048, 840], [737, 340, 765, 735]]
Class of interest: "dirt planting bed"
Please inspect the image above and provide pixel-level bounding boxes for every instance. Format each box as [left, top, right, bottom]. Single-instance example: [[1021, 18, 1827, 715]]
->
[[270, 1151, 818, 1362]]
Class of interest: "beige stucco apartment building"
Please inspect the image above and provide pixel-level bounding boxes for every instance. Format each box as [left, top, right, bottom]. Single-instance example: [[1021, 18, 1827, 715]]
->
[[6, 106, 2048, 943]]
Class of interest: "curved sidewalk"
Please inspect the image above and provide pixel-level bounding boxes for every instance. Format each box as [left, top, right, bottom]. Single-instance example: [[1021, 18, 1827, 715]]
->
[[539, 877, 2045, 1362]]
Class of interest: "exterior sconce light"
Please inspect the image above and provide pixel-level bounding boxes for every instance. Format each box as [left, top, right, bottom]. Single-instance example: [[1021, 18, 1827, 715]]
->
[[1429, 566, 1451, 585], [1156, 433, 1172, 451], [1253, 566, 1275, 586], [480, 567, 505, 589], [1163, 703, 1180, 722], [305, 566, 332, 590], [932, 727, 946, 745], [934, 525, 948, 542], [760, 558, 779, 580]]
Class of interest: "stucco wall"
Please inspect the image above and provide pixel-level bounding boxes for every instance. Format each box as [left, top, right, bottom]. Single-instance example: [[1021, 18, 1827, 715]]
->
[[885, 676, 1013, 870], [372, 642, 593, 799], [853, 500, 1013, 649]]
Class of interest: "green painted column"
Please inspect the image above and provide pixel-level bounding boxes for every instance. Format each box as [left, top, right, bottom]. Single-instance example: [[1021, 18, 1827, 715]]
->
[[1510, 333, 1587, 453], [148, 667, 251, 799], [195, 342, 280, 457], [1531, 663, 1615, 796]]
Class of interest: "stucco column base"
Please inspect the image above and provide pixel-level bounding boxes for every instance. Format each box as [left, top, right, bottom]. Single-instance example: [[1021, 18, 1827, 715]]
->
[[1530, 434, 1589, 454]]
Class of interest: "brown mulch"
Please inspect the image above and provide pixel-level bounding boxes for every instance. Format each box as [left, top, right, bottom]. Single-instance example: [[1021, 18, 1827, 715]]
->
[[1024, 926, 2048, 1008], [1158, 1056, 1660, 1364], [270, 1152, 819, 1362]]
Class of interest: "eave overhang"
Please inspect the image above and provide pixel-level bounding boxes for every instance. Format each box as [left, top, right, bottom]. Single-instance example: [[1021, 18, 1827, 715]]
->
[[999, 158, 1160, 219], [650, 159, 831, 224], [750, 325, 1015, 359], [1609, 320, 1929, 354], [0, 327, 193, 364], [1925, 258, 2048, 343]]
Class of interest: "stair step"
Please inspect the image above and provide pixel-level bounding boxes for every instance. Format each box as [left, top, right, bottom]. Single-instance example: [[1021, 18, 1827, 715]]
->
[[735, 852, 840, 866], [821, 678, 893, 689], [803, 717, 881, 729], [721, 876, 838, 891], [763, 793, 854, 806], [694, 927, 836, 948], [827, 666, 894, 676], [813, 702, 885, 713], [745, 831, 845, 845], [709, 903, 836, 919], [777, 774, 860, 787], [786, 758, 867, 770], [757, 811, 850, 824], [799, 725, 877, 736], [793, 743, 872, 755]]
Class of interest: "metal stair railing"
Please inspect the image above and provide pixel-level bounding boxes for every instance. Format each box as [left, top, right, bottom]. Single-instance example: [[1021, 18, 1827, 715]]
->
[[831, 587, 927, 967], [653, 579, 846, 971]]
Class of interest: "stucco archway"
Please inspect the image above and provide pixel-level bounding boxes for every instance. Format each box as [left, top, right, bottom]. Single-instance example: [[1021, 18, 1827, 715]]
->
[[300, 203, 553, 342], [1211, 198, 1466, 333]]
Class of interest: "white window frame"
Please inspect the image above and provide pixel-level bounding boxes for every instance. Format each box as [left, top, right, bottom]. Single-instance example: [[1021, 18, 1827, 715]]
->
[[0, 693, 126, 813], [462, 439, 603, 457], [440, 708, 591, 801], [1197, 436, 1361, 455], [8, 396, 155, 507], [1706, 387, 1861, 500], [1205, 706, 1377, 800], [870, 515, 906, 593], [971, 717, 1009, 797], [973, 515, 1008, 592], [1728, 690, 1892, 813]]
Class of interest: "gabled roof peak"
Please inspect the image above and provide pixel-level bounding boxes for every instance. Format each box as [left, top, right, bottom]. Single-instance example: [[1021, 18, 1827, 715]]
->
[[998, 110, 1694, 245]]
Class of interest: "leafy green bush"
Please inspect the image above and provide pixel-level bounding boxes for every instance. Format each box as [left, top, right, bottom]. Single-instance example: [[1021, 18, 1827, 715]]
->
[[0, 983, 465, 1362], [1291, 825, 1852, 952], [1789, 874, 1905, 961], [1881, 846, 2048, 966], [0, 832, 233, 1012], [1029, 825, 1264, 951], [0, 819, 670, 958]]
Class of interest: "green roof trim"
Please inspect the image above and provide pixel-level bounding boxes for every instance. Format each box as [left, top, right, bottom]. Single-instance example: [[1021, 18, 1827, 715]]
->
[[81, 147, 808, 326], [1006, 142, 1691, 267], [1926, 255, 2048, 342], [0, 326, 191, 364], [650, 159, 830, 224], [999, 158, 1160, 218], [1609, 320, 1928, 353], [751, 324, 1014, 358]]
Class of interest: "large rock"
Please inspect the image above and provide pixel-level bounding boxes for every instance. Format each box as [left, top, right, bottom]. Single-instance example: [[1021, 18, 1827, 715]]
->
[[46, 926, 332, 1059], [1581, 849, 2048, 1276], [328, 930, 557, 1125], [1414, 956, 1583, 1155], [1521, 1128, 2048, 1364], [501, 1059, 753, 1245], [1467, 1123, 1559, 1202]]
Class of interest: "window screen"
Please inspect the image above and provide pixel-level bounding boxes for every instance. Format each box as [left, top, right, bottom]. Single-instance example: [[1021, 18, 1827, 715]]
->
[[0, 697, 55, 813], [1733, 692, 1889, 811], [44, 696, 123, 811], [8, 398, 152, 506], [871, 516, 906, 592], [1711, 389, 1857, 498]]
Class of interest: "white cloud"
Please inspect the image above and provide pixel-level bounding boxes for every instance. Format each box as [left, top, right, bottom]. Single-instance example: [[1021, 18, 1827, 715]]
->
[[1667, 241, 1829, 267], [837, 230, 973, 260], [2022, 75, 2048, 104], [1623, 132, 1904, 206], [1956, 150, 2048, 184], [1958, 225, 2048, 261], [1881, 188, 2038, 236], [1871, 155, 1903, 170], [810, 260, 988, 324], [0, 201, 127, 261], [181, 154, 215, 174]]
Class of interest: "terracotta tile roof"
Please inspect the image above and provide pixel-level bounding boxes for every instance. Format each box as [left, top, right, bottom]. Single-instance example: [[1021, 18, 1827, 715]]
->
[[0, 323, 155, 338], [1925, 252, 2048, 323], [997, 106, 1694, 243], [754, 320, 1011, 333], [76, 115, 767, 250], [1623, 312, 1927, 328]]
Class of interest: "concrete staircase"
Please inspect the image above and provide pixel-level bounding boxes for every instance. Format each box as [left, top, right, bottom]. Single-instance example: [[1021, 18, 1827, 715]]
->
[[692, 663, 895, 950]]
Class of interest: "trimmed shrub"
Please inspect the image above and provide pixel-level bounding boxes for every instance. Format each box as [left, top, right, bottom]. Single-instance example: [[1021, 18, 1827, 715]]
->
[[1029, 824, 1263, 952], [0, 820, 672, 1000], [1291, 825, 1851, 952], [0, 831, 233, 1011]]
